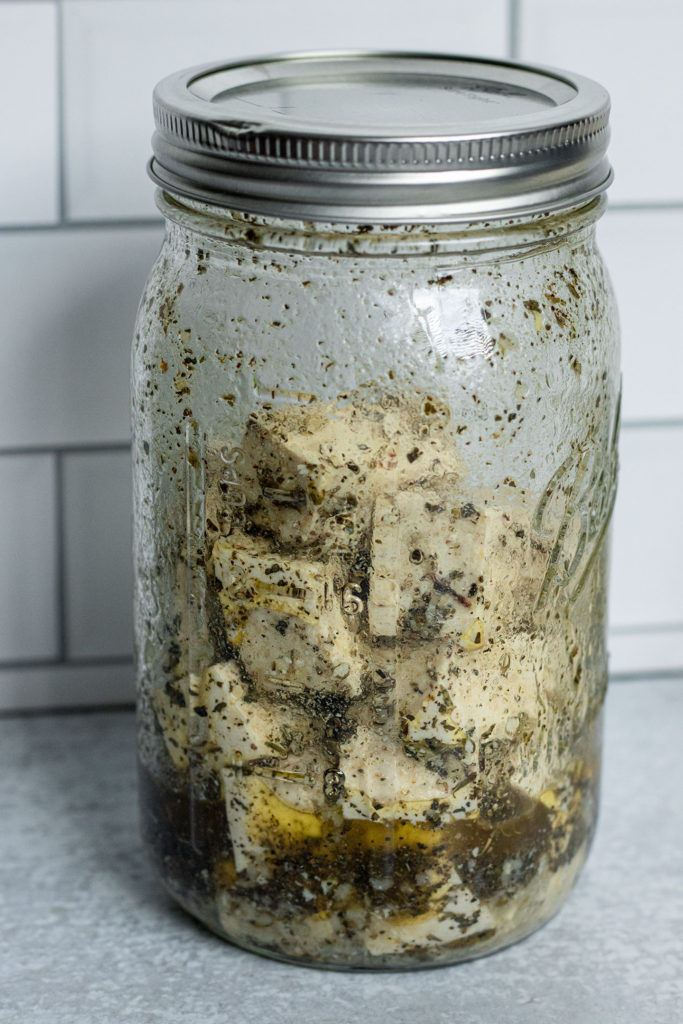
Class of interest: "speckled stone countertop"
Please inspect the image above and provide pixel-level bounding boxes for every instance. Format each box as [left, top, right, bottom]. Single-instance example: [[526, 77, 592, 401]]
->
[[1, 678, 681, 1024]]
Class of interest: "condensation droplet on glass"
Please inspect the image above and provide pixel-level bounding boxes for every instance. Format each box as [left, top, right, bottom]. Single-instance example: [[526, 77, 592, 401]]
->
[[505, 715, 520, 737], [373, 704, 391, 725]]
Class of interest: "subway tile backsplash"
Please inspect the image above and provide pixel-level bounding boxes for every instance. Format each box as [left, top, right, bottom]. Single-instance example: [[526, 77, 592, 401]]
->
[[597, 209, 683, 423], [0, 662, 135, 711], [0, 454, 58, 663], [610, 426, 683, 632], [518, 0, 683, 204], [0, 225, 162, 448], [0, 2, 59, 226], [0, 0, 681, 709], [62, 0, 507, 221], [63, 450, 134, 660]]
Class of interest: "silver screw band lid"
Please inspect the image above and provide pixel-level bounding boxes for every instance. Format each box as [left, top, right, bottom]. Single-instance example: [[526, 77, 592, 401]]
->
[[149, 51, 612, 223]]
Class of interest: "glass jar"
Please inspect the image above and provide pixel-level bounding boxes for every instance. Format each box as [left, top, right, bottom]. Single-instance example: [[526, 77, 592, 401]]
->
[[133, 53, 619, 969]]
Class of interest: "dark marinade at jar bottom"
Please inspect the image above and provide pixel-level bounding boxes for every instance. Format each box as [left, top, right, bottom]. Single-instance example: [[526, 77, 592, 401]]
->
[[139, 732, 599, 966]]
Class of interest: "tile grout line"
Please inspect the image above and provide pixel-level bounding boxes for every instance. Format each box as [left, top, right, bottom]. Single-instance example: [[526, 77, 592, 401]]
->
[[1, 631, 681, 673], [55, 0, 68, 225], [2, 674, 682, 720], [0, 441, 131, 458], [0, 702, 136, 720], [2, 420, 683, 463], [0, 655, 134, 672], [508, 0, 521, 60], [610, 668, 683, 683], [620, 419, 683, 430], [54, 450, 68, 663], [608, 200, 683, 212], [0, 217, 163, 234], [610, 622, 683, 635]]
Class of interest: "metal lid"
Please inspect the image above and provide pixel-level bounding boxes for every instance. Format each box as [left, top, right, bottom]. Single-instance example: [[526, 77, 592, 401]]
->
[[149, 51, 612, 223]]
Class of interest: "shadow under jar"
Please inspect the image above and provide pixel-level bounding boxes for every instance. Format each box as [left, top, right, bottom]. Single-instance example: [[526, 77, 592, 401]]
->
[[133, 52, 620, 970]]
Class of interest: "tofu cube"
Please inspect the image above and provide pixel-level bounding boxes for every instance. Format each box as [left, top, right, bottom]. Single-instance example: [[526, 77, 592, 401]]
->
[[212, 534, 364, 696], [234, 393, 460, 549], [368, 488, 486, 642]]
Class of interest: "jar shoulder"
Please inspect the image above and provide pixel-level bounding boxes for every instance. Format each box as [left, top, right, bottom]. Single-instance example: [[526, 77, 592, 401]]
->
[[135, 225, 619, 351]]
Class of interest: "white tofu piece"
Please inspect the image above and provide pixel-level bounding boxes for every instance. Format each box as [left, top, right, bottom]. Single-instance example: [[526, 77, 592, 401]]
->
[[150, 673, 197, 771], [368, 498, 402, 637], [365, 871, 496, 956], [368, 488, 486, 641], [196, 661, 324, 808], [338, 725, 475, 822], [478, 505, 549, 626], [192, 662, 325, 877], [198, 662, 293, 763], [212, 533, 364, 696], [238, 608, 364, 697], [396, 628, 581, 800], [222, 769, 328, 877], [237, 401, 378, 549], [213, 533, 330, 624], [235, 393, 460, 549], [368, 490, 547, 642]]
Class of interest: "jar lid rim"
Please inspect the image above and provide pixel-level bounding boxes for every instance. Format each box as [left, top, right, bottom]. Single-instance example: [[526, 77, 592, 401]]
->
[[149, 50, 613, 223]]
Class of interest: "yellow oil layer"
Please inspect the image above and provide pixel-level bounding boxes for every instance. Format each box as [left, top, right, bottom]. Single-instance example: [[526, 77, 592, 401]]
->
[[243, 777, 451, 850], [247, 778, 324, 842]]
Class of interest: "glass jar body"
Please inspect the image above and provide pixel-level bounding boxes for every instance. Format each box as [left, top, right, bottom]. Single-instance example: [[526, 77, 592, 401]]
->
[[132, 195, 619, 969]]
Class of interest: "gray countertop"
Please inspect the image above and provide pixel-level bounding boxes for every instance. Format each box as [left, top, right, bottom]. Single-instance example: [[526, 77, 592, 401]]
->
[[1, 679, 682, 1024]]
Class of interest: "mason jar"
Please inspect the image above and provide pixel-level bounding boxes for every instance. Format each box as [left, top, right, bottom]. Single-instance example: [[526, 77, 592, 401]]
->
[[133, 52, 619, 969]]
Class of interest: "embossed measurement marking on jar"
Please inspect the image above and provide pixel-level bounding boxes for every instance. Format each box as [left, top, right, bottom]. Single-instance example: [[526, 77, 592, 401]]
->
[[219, 445, 247, 527], [341, 581, 364, 615]]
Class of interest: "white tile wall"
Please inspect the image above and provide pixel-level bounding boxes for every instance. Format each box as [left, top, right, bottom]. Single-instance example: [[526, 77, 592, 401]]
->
[[0, 2, 59, 225], [0, 0, 681, 710], [609, 627, 683, 678], [63, 450, 133, 660], [609, 426, 683, 631], [597, 209, 683, 423], [63, 0, 508, 220], [0, 226, 162, 449], [518, 0, 683, 204], [0, 455, 58, 662]]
